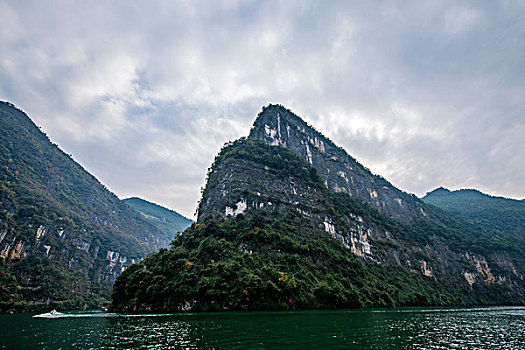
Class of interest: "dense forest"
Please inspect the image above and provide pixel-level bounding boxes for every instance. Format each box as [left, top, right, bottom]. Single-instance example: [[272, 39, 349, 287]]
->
[[113, 214, 477, 312]]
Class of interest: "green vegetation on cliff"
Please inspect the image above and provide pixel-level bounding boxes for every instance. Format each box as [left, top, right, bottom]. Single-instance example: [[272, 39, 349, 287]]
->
[[112, 213, 472, 312]]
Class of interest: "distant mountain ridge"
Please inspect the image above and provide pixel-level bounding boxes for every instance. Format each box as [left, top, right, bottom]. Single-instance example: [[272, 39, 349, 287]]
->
[[0, 101, 171, 312], [123, 197, 193, 240], [423, 187, 525, 239]]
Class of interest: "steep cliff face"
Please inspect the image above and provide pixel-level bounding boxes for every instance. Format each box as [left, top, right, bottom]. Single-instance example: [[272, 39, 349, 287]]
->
[[195, 105, 524, 304], [198, 141, 328, 225], [248, 105, 427, 223], [0, 101, 170, 311]]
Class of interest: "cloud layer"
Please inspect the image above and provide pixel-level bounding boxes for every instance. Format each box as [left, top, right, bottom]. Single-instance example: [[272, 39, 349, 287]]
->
[[1, 0, 524, 217]]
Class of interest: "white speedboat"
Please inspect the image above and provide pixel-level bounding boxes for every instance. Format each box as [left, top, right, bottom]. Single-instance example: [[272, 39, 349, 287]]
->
[[33, 309, 65, 318]]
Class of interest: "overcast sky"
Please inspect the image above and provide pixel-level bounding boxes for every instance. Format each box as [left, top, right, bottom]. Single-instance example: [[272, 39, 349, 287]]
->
[[1, 1, 524, 218]]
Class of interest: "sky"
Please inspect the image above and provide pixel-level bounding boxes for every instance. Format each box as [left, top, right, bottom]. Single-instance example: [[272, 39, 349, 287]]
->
[[1, 0, 524, 218]]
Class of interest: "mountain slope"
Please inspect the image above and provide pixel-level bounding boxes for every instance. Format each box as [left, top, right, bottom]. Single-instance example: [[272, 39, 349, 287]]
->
[[0, 101, 170, 312], [423, 187, 525, 239], [112, 105, 524, 312], [123, 197, 193, 240]]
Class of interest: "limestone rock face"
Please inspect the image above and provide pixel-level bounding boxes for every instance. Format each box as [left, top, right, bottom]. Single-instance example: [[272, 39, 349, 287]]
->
[[248, 105, 425, 223], [198, 155, 327, 224]]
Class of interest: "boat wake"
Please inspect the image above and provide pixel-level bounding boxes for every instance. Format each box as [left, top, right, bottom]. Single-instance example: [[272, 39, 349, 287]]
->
[[33, 309, 112, 319], [33, 310, 67, 319], [32, 310, 176, 319]]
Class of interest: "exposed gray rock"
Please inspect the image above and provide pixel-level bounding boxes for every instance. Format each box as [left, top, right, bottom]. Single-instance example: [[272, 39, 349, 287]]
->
[[249, 105, 426, 222]]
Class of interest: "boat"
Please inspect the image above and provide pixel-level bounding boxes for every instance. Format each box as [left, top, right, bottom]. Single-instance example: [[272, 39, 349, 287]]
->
[[33, 309, 66, 318]]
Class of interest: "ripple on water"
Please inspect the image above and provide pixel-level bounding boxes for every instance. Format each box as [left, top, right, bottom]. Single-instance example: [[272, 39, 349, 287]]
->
[[1, 307, 524, 349]]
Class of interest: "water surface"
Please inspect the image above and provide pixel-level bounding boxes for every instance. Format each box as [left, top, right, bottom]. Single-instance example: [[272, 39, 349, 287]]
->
[[1, 306, 523, 349]]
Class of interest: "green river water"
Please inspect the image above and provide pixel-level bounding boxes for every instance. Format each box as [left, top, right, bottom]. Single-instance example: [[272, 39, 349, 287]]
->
[[0, 306, 523, 349]]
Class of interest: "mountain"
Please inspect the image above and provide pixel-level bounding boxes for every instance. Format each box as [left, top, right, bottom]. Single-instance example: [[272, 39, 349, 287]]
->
[[112, 104, 524, 312], [123, 197, 193, 240], [247, 106, 427, 223], [423, 187, 525, 239], [0, 101, 171, 312]]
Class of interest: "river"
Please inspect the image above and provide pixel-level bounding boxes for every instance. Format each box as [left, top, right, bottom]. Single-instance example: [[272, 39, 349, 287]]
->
[[0, 306, 523, 349]]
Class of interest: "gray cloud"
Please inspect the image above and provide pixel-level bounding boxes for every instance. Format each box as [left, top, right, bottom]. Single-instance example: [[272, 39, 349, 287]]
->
[[1, 0, 524, 218]]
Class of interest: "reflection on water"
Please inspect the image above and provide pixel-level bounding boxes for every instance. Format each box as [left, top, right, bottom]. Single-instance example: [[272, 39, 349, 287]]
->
[[101, 318, 199, 349], [0, 306, 524, 349]]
